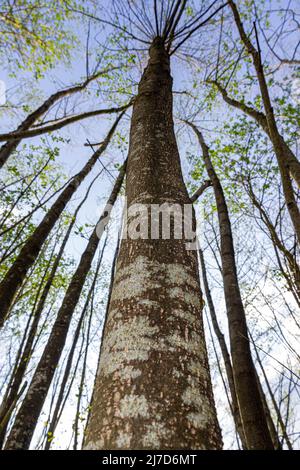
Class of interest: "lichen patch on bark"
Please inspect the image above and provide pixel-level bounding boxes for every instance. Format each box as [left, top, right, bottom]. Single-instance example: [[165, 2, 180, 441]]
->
[[117, 394, 150, 419]]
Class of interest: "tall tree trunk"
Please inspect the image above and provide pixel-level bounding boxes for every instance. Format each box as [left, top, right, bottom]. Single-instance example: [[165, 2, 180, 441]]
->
[[0, 111, 125, 328], [83, 37, 222, 451], [4, 162, 126, 449], [255, 370, 281, 450], [250, 331, 293, 450], [225, 0, 300, 242], [0, 172, 102, 447], [44, 237, 107, 450], [0, 245, 56, 448], [228, 0, 300, 190], [198, 247, 247, 449], [186, 121, 274, 449]]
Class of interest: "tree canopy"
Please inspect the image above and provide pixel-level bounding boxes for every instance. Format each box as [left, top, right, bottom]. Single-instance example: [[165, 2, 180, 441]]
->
[[0, 0, 299, 452]]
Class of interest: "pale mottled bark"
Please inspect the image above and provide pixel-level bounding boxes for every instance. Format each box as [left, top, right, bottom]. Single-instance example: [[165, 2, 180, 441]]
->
[[84, 38, 222, 450]]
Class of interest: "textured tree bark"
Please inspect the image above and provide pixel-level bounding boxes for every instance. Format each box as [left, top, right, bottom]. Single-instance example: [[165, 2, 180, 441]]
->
[[186, 122, 274, 450], [198, 247, 247, 449], [4, 163, 126, 450], [0, 112, 125, 328], [44, 237, 107, 450], [0, 173, 101, 447], [83, 38, 222, 450]]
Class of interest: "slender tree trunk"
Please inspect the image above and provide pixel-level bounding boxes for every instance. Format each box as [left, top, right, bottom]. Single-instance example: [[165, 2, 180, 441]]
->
[[227, 0, 300, 242], [280, 139, 300, 189], [83, 37, 222, 450], [205, 311, 242, 449], [44, 238, 107, 450], [0, 383, 27, 442], [0, 111, 125, 328], [198, 247, 247, 449], [0, 172, 102, 447], [250, 332, 293, 450], [72, 281, 97, 451], [4, 162, 126, 449], [82, 234, 121, 448], [186, 121, 274, 449], [255, 370, 281, 450], [228, 0, 300, 190], [0, 242, 56, 448]]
